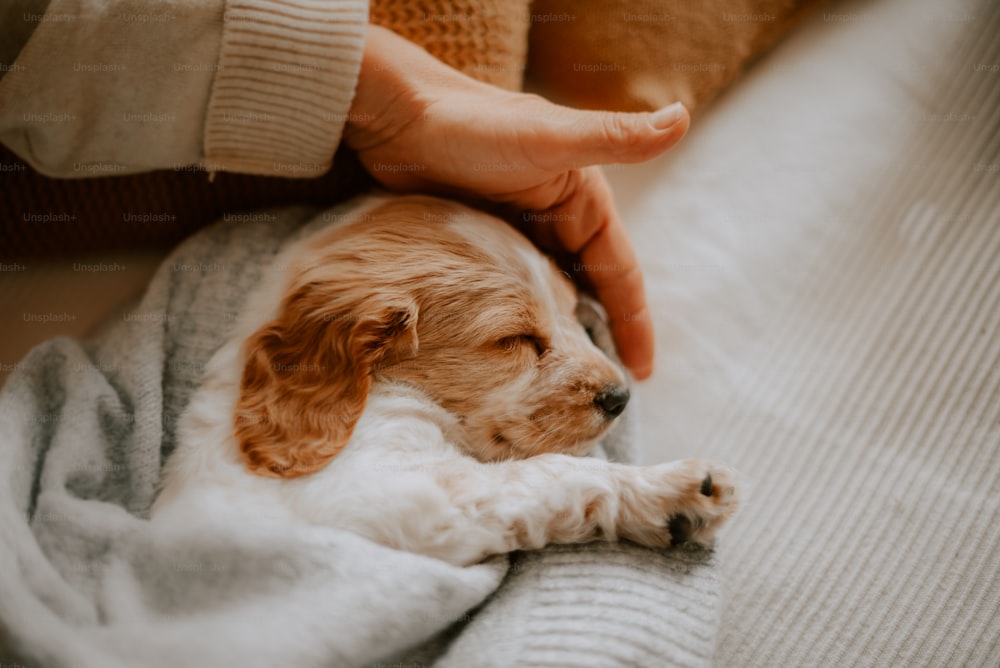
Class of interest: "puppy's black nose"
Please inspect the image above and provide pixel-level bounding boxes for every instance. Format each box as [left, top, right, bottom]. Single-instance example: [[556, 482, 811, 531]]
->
[[595, 385, 630, 418]]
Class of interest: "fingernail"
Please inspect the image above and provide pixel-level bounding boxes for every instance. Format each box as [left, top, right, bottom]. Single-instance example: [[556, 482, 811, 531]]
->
[[633, 364, 653, 381], [650, 102, 686, 130]]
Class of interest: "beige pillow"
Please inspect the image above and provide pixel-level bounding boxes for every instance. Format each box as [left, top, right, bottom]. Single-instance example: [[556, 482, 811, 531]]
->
[[526, 0, 826, 113]]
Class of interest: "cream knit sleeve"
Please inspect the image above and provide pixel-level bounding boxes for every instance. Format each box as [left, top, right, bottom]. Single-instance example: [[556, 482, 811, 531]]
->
[[0, 0, 367, 178]]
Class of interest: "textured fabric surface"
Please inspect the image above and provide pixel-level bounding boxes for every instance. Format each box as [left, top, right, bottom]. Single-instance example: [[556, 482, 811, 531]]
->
[[433, 543, 720, 668], [711, 9, 1000, 662], [0, 197, 722, 667], [370, 0, 531, 91], [602, 0, 1000, 664]]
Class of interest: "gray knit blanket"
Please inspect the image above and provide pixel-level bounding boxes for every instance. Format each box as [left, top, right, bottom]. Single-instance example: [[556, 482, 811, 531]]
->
[[0, 200, 719, 667]]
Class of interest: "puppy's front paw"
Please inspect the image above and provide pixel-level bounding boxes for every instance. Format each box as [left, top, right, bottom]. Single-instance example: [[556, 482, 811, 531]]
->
[[621, 460, 738, 550]]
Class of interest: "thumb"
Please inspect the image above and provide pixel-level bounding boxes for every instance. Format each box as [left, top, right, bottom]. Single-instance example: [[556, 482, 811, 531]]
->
[[524, 100, 691, 171]]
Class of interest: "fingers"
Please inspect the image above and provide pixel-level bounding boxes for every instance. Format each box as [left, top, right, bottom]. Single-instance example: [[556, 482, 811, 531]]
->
[[526, 167, 655, 379], [517, 97, 691, 173]]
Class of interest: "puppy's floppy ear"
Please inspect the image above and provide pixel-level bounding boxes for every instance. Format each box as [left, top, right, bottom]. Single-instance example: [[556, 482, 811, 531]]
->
[[234, 282, 418, 479]]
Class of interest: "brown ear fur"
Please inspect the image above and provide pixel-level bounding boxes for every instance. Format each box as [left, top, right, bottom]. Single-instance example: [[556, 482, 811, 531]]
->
[[235, 281, 418, 479]]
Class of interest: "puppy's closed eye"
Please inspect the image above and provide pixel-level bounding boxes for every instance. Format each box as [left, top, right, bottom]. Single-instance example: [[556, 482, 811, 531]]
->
[[497, 334, 547, 357]]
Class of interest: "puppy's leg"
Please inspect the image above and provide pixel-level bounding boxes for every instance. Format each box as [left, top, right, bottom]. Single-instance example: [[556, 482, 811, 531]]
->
[[411, 455, 737, 565]]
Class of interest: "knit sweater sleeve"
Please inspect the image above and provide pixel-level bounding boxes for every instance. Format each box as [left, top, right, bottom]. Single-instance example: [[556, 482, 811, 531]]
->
[[0, 0, 367, 179]]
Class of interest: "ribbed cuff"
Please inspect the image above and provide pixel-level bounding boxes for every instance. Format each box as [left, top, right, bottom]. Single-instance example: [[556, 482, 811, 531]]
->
[[203, 0, 367, 177]]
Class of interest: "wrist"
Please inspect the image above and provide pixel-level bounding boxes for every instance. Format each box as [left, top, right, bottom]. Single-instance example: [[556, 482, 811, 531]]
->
[[345, 25, 428, 151]]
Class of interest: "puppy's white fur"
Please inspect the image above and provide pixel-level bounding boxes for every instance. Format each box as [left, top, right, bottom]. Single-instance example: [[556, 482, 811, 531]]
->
[[153, 195, 736, 566]]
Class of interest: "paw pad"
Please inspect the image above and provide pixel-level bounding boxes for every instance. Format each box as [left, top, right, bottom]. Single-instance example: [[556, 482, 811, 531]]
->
[[667, 514, 692, 546], [700, 474, 713, 497]]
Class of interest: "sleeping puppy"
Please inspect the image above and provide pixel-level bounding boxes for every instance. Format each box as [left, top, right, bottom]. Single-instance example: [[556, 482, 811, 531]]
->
[[152, 194, 737, 566]]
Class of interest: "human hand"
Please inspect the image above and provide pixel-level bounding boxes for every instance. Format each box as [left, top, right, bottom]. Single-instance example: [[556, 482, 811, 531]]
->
[[344, 25, 691, 380]]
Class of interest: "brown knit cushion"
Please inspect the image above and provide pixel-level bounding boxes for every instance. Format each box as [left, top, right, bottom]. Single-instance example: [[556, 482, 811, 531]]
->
[[526, 0, 826, 114], [370, 0, 532, 91]]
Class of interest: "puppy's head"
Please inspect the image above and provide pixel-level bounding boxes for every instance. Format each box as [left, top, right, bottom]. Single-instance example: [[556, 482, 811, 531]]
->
[[236, 196, 629, 478]]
